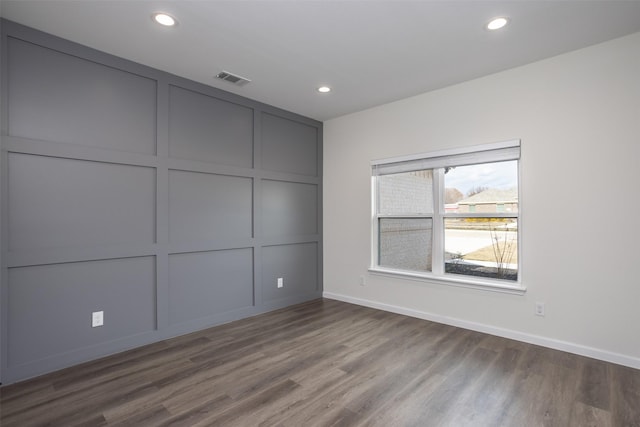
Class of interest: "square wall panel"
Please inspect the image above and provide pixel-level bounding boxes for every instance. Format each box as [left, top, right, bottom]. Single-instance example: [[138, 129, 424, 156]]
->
[[261, 113, 318, 176], [262, 243, 318, 302], [169, 170, 253, 243], [262, 180, 318, 238], [169, 86, 254, 167], [168, 249, 254, 325]]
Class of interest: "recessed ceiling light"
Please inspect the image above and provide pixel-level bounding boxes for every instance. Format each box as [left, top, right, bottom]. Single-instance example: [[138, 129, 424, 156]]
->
[[317, 86, 331, 93], [152, 12, 177, 27], [487, 17, 509, 30]]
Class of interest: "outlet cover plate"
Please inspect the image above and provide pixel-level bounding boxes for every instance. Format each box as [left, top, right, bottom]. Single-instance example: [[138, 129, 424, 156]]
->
[[92, 311, 104, 327]]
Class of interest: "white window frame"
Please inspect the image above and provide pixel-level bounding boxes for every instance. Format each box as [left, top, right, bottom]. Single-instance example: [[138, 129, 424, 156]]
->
[[370, 140, 525, 294]]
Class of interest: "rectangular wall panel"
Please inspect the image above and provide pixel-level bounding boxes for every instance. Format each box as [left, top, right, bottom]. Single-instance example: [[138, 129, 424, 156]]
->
[[261, 113, 318, 176], [169, 86, 253, 167], [169, 170, 253, 243], [262, 243, 318, 302], [7, 257, 156, 366], [8, 153, 156, 250], [168, 249, 254, 325], [7, 37, 156, 154], [262, 180, 318, 238]]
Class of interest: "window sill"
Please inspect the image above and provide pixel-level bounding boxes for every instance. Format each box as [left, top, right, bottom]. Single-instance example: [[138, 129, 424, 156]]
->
[[368, 267, 527, 295]]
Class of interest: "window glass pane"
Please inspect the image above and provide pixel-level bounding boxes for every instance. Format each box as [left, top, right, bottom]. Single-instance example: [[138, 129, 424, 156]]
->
[[378, 170, 433, 215], [444, 160, 517, 214], [444, 218, 517, 281], [379, 218, 432, 272]]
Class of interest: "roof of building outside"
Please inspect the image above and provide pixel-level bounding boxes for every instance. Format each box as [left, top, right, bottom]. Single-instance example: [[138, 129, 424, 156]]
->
[[457, 188, 518, 205]]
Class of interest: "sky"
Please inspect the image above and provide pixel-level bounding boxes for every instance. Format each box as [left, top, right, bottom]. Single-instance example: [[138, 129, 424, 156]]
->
[[444, 160, 518, 196]]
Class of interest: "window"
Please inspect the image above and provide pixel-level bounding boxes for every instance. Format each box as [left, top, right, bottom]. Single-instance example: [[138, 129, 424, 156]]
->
[[371, 140, 522, 291]]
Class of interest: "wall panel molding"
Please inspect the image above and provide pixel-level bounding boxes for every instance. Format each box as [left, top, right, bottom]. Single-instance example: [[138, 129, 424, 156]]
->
[[0, 18, 322, 384]]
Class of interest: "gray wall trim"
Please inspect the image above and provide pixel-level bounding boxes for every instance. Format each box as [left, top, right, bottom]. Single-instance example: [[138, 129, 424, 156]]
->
[[156, 77, 171, 333], [316, 125, 324, 293], [0, 19, 7, 384], [0, 19, 323, 384], [253, 110, 264, 308]]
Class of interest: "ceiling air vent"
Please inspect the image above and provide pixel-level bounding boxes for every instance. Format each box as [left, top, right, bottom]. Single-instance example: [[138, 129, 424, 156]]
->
[[215, 71, 251, 87]]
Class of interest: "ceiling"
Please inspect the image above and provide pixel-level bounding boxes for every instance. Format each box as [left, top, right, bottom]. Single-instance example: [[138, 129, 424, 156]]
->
[[2, 1, 640, 122]]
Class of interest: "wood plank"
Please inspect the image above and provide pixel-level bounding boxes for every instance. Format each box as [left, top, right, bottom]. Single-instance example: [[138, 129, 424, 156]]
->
[[610, 363, 640, 426], [570, 401, 612, 427], [577, 357, 611, 411]]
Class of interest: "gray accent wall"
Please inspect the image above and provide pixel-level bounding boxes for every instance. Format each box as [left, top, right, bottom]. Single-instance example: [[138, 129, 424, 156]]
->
[[0, 20, 323, 384]]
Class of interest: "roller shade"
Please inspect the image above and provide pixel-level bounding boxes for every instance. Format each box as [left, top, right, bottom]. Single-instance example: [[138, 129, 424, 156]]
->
[[372, 140, 520, 176]]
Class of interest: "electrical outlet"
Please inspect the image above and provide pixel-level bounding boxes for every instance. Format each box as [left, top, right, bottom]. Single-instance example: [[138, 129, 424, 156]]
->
[[92, 311, 104, 327], [535, 302, 545, 317], [277, 277, 283, 288], [359, 275, 365, 286]]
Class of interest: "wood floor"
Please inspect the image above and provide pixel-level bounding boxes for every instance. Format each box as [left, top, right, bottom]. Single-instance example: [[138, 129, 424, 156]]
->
[[1, 298, 639, 427]]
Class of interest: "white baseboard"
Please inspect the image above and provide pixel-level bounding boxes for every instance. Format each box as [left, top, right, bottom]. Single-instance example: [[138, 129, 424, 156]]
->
[[323, 291, 640, 370]]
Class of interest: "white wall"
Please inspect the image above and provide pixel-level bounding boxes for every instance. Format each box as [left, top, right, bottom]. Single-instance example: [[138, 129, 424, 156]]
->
[[323, 32, 640, 367]]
